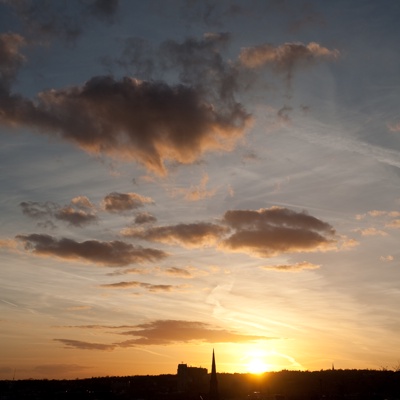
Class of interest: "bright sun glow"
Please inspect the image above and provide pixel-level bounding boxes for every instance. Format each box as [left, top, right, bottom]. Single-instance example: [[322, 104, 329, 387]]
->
[[247, 357, 268, 374]]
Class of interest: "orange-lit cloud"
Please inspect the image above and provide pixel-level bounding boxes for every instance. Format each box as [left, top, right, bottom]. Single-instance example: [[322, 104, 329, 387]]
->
[[70, 196, 95, 209], [0, 239, 18, 249], [239, 41, 339, 70], [102, 192, 153, 212], [354, 227, 388, 236], [118, 320, 274, 346], [261, 261, 320, 272], [55, 320, 275, 351], [387, 121, 400, 132], [170, 173, 217, 201], [16, 234, 167, 266], [55, 339, 116, 351], [121, 222, 228, 248], [385, 219, 400, 229], [163, 267, 192, 278]]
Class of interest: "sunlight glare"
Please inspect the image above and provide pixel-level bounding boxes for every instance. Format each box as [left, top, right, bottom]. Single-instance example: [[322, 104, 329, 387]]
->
[[247, 357, 268, 374]]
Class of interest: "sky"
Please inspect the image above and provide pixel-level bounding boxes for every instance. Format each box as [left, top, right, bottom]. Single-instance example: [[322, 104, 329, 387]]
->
[[1, 0, 400, 380]]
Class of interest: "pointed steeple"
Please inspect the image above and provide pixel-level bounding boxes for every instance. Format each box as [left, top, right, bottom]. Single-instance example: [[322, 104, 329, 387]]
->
[[209, 349, 219, 400]]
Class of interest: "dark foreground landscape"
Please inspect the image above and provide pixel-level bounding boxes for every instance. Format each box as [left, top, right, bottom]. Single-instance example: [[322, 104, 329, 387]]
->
[[1, 369, 400, 400]]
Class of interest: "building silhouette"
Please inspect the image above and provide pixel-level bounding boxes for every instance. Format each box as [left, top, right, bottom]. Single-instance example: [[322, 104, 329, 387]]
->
[[177, 362, 207, 393], [209, 349, 219, 400]]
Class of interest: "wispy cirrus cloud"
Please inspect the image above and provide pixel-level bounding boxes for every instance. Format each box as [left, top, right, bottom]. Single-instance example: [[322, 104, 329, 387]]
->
[[16, 234, 167, 266]]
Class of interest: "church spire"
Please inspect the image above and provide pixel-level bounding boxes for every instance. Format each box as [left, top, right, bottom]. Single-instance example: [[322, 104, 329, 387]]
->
[[209, 349, 219, 400]]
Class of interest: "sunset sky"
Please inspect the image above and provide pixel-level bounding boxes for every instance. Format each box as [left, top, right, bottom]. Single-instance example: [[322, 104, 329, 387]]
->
[[1, 0, 400, 380]]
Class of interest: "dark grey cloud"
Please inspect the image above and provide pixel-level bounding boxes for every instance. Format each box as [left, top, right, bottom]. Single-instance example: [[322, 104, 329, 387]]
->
[[16, 234, 167, 266], [20, 199, 97, 227], [87, 0, 119, 21], [220, 207, 337, 257], [54, 206, 97, 227], [0, 32, 26, 91], [103, 192, 153, 213], [0, 76, 250, 175], [20, 201, 55, 219], [122, 206, 338, 257], [99, 280, 175, 292], [2, 0, 120, 43], [134, 212, 157, 225]]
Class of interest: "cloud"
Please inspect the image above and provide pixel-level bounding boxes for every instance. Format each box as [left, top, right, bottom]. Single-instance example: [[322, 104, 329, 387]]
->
[[0, 76, 251, 175], [55, 319, 275, 351], [385, 219, 400, 229], [87, 0, 119, 22], [261, 261, 320, 272], [54, 206, 97, 227], [2, 0, 120, 44], [20, 201, 55, 219], [99, 280, 175, 292], [387, 121, 400, 132], [0, 32, 26, 90], [122, 206, 339, 257], [220, 207, 337, 257], [16, 234, 167, 266], [70, 196, 95, 209], [353, 227, 388, 236], [102, 192, 153, 212], [164, 267, 192, 278], [54, 339, 116, 351], [121, 222, 228, 248], [239, 41, 339, 70], [0, 239, 17, 249], [134, 212, 157, 225], [118, 320, 274, 346], [380, 255, 394, 262], [20, 200, 97, 227], [239, 41, 339, 107], [170, 173, 217, 201]]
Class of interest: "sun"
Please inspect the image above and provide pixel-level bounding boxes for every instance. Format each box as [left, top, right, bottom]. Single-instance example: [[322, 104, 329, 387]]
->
[[246, 357, 268, 374]]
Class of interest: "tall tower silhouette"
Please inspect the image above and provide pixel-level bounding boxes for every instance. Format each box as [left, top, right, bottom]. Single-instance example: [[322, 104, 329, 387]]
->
[[209, 349, 219, 400]]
